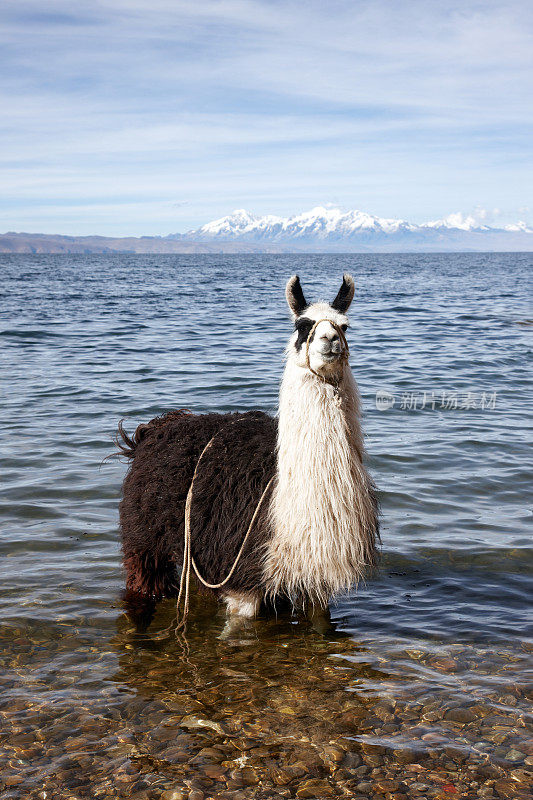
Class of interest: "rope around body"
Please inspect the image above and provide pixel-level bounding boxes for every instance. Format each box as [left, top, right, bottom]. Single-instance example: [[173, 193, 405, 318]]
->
[[176, 318, 349, 629], [176, 421, 274, 629]]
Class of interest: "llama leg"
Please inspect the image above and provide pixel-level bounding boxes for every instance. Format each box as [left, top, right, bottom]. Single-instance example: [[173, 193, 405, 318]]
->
[[223, 592, 261, 618], [307, 602, 332, 635], [123, 551, 180, 600], [122, 589, 156, 630], [122, 549, 180, 629]]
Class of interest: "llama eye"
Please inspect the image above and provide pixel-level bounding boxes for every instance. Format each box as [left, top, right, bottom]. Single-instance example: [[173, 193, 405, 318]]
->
[[340, 324, 348, 332], [294, 317, 314, 351], [294, 317, 313, 334]]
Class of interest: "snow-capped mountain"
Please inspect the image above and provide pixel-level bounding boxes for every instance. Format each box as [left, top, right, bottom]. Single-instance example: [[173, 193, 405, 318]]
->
[[423, 212, 491, 231], [167, 206, 533, 251], [190, 206, 417, 240]]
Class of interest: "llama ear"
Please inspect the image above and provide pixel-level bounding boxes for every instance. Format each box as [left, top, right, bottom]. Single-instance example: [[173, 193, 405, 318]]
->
[[331, 273, 355, 313], [285, 275, 308, 318]]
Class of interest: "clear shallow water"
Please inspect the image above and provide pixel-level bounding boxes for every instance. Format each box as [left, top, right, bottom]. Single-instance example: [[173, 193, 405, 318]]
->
[[0, 253, 532, 800]]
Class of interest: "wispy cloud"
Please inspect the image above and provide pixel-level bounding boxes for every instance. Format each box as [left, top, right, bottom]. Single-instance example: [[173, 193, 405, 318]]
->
[[1, 1, 532, 234]]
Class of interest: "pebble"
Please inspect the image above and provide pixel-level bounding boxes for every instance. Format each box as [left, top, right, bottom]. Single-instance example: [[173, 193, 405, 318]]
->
[[374, 778, 401, 792], [240, 766, 260, 785], [444, 708, 477, 724], [203, 764, 226, 779], [493, 779, 526, 798], [429, 658, 458, 672], [270, 767, 293, 785], [3, 776, 23, 786], [180, 715, 225, 735], [510, 768, 533, 786], [393, 748, 418, 764], [322, 744, 345, 765], [477, 789, 496, 798], [504, 748, 525, 762], [295, 778, 335, 797], [443, 746, 467, 763], [159, 746, 190, 762], [344, 751, 363, 768], [285, 761, 308, 778]]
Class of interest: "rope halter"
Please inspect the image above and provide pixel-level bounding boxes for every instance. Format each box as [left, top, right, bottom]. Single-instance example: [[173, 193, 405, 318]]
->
[[304, 318, 350, 379]]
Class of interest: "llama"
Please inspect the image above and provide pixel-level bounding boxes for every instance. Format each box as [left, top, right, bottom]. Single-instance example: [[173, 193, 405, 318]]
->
[[117, 274, 379, 620]]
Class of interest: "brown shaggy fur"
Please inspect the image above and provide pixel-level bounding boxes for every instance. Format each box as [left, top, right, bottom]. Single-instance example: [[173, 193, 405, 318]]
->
[[118, 410, 276, 604]]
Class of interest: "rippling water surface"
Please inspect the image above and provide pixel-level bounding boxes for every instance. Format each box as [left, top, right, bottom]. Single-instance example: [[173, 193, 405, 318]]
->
[[1, 253, 531, 799]]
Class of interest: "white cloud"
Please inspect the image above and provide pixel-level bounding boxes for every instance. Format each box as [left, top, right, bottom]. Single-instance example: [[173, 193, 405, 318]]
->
[[0, 1, 532, 233]]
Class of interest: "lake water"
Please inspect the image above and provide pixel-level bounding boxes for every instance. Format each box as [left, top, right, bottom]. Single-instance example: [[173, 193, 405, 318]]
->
[[1, 253, 531, 800]]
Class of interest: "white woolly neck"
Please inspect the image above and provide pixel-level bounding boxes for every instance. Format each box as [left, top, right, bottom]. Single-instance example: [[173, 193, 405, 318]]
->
[[264, 353, 375, 605]]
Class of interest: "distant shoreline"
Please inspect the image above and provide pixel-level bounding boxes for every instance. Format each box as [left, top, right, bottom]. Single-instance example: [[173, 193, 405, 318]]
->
[[0, 232, 283, 255], [1, 231, 532, 254]]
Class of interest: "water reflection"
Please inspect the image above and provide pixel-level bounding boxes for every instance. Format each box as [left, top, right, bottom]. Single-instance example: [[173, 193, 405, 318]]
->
[[104, 597, 531, 799], [0, 596, 531, 798], [110, 598, 397, 798]]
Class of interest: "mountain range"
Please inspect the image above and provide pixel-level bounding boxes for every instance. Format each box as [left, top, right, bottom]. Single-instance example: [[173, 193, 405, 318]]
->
[[1, 206, 532, 253], [169, 206, 533, 251]]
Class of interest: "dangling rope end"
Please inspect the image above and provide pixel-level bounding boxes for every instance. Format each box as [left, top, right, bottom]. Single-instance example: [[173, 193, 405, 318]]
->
[[176, 423, 275, 630]]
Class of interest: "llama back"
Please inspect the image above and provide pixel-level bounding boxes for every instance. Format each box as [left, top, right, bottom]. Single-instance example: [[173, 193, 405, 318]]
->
[[119, 410, 276, 600]]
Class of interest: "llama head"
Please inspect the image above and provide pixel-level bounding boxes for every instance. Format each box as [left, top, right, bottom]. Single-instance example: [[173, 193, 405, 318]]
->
[[285, 274, 355, 376]]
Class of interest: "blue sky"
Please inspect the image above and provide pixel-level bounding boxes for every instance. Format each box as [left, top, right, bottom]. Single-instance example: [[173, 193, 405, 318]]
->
[[1, 0, 532, 235]]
